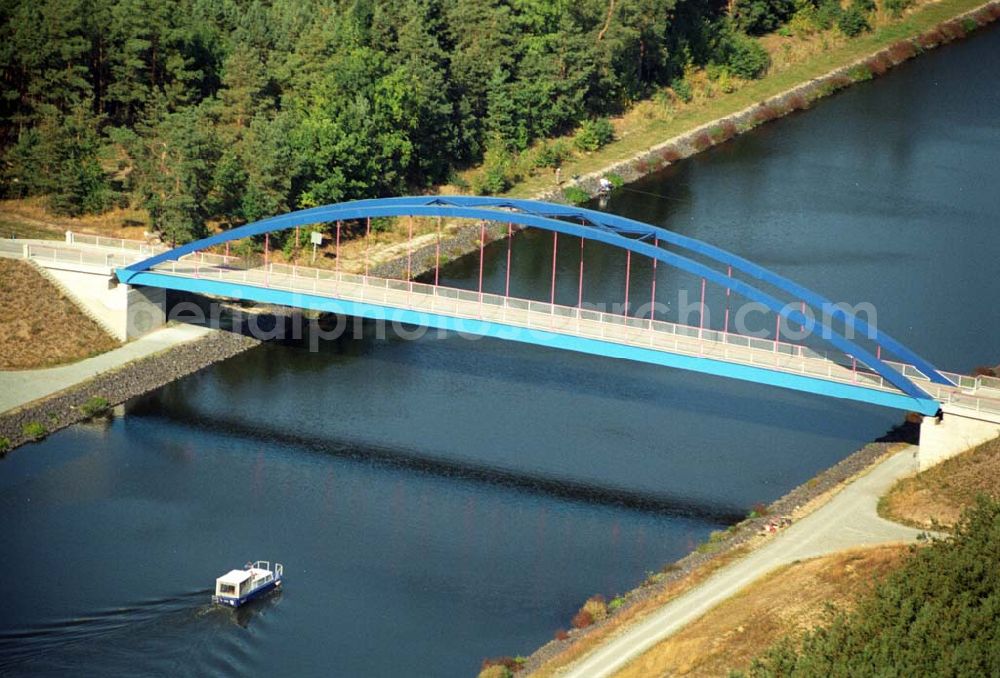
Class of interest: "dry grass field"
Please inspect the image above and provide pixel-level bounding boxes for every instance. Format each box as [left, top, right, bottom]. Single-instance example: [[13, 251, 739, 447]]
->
[[613, 545, 910, 678], [0, 259, 120, 369], [879, 435, 1000, 529], [0, 197, 149, 240]]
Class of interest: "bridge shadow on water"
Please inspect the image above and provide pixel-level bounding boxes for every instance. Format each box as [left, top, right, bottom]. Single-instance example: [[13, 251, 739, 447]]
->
[[125, 393, 748, 525]]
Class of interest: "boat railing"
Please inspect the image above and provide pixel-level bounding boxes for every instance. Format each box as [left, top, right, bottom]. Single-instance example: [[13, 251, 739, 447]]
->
[[252, 560, 283, 577]]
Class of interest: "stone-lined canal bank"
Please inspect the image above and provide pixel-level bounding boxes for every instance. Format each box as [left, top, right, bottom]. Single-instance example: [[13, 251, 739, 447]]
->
[[0, 328, 260, 454]]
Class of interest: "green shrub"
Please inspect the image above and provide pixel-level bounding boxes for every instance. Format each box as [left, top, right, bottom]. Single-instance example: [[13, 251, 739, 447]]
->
[[582, 595, 608, 622], [815, 0, 843, 29], [22, 421, 48, 440], [447, 170, 470, 192], [696, 540, 723, 554], [848, 64, 874, 81], [718, 69, 736, 93], [727, 33, 771, 79], [644, 570, 666, 586], [705, 63, 727, 81], [961, 17, 977, 33], [734, 0, 797, 34], [473, 140, 517, 195], [574, 118, 614, 152], [562, 186, 591, 205], [838, 5, 871, 37], [605, 173, 625, 189], [883, 0, 914, 17], [652, 88, 675, 112], [80, 396, 110, 418], [705, 63, 737, 93], [367, 217, 393, 233], [609, 595, 626, 611], [671, 78, 693, 103], [534, 140, 571, 169], [788, 7, 819, 35], [0, 437, 10, 453]]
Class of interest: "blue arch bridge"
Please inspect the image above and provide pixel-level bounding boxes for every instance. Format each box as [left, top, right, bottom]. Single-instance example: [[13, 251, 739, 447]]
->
[[116, 196, 987, 417]]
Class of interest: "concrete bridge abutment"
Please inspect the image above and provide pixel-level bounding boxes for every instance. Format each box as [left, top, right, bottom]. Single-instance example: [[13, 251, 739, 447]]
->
[[29, 255, 166, 341], [919, 405, 1000, 470], [125, 285, 167, 339]]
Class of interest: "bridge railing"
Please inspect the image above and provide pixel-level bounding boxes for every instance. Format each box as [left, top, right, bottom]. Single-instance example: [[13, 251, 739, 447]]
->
[[160, 257, 946, 393], [155, 258, 905, 394], [21, 243, 144, 269], [66, 232, 166, 255], [943, 391, 1000, 416], [181, 249, 242, 268], [261, 261, 842, 360], [243, 261, 844, 360]]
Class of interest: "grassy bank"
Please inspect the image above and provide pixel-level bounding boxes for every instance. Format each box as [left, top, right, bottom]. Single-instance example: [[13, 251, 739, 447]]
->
[[879, 434, 1000, 528], [0, 197, 149, 241], [0, 259, 119, 369]]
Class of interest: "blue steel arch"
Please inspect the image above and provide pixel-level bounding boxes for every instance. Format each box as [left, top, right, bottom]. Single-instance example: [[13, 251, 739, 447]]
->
[[118, 197, 941, 407], [389, 196, 951, 387]]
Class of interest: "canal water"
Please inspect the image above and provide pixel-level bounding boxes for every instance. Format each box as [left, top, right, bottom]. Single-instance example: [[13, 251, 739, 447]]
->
[[2, 26, 999, 678]]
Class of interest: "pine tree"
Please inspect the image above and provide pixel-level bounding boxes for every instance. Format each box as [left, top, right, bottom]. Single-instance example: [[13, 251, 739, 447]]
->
[[123, 103, 218, 243], [218, 44, 270, 131]]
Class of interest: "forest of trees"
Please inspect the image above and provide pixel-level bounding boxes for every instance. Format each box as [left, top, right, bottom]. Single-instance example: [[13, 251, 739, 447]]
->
[[0, 0, 816, 243]]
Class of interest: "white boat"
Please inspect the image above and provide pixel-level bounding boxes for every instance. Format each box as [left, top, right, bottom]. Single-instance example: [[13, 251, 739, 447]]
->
[[213, 561, 283, 607]]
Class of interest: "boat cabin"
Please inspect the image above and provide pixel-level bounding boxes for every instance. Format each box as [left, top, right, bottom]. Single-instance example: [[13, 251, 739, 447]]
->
[[215, 569, 254, 600], [213, 561, 282, 607]]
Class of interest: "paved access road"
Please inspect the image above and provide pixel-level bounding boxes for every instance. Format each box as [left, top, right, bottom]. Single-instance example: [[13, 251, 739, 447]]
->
[[557, 448, 926, 678]]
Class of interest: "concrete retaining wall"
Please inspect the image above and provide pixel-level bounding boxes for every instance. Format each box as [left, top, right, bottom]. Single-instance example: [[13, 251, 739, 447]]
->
[[919, 407, 1000, 470]]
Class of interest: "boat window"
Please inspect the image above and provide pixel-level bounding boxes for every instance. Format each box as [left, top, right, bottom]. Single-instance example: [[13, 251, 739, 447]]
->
[[219, 584, 236, 595]]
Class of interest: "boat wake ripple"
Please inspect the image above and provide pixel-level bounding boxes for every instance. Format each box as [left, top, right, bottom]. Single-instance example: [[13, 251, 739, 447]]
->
[[0, 588, 270, 674]]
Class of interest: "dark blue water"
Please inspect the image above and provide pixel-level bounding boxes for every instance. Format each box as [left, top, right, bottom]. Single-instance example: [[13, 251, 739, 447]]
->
[[2, 24, 999, 677]]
